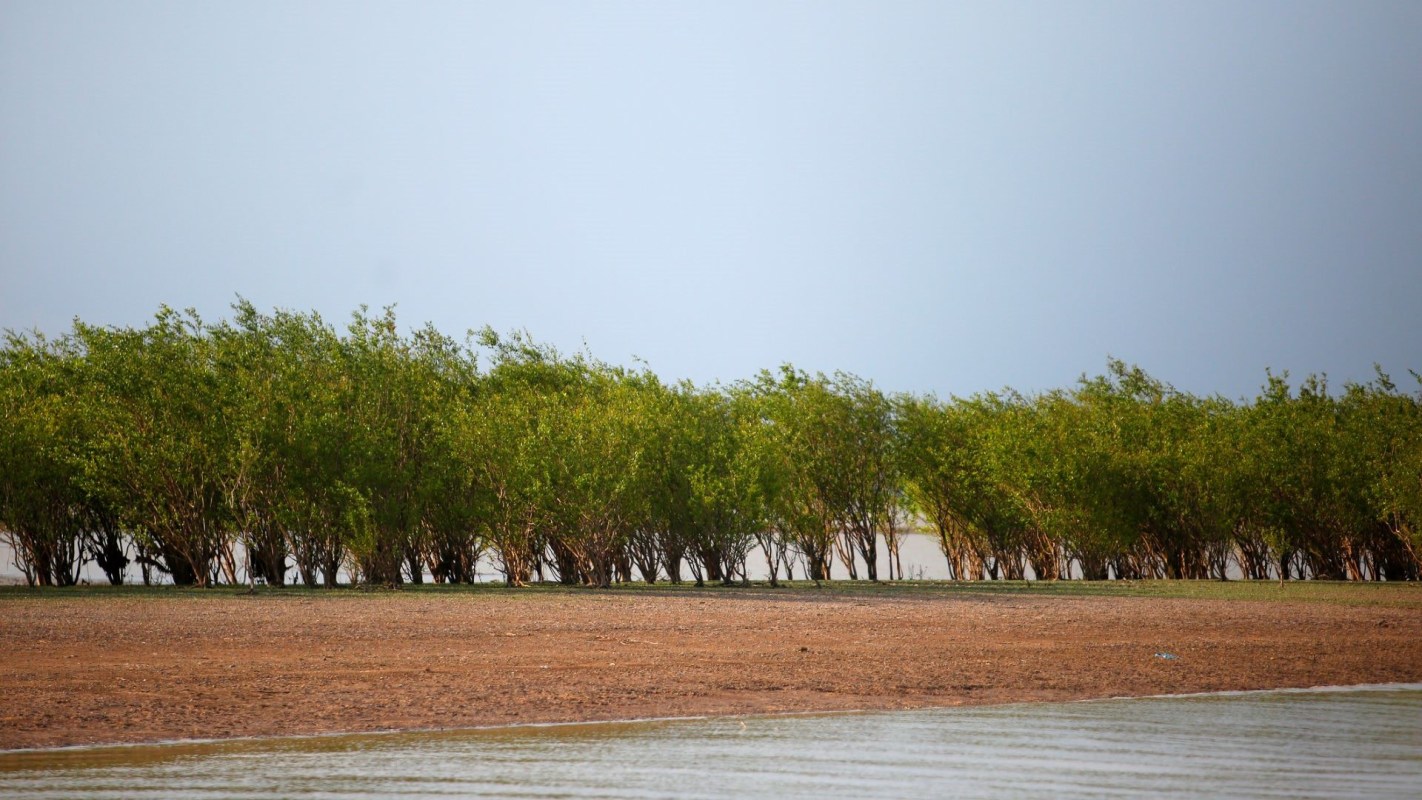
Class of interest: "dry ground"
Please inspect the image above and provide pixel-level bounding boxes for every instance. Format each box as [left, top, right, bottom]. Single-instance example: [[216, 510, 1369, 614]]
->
[[3, 583, 1420, 750]]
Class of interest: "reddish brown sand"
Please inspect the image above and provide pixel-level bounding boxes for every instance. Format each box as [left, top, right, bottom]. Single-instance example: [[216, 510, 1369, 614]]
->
[[3, 587, 1420, 751]]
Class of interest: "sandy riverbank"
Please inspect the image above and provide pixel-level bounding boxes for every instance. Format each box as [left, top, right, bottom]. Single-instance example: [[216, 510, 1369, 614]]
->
[[3, 584, 1420, 751]]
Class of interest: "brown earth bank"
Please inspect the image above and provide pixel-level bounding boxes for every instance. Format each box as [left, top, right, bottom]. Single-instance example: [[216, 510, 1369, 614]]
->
[[3, 584, 1421, 751]]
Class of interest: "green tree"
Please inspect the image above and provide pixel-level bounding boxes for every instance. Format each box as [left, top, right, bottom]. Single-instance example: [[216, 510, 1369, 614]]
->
[[0, 332, 95, 585], [72, 309, 232, 586]]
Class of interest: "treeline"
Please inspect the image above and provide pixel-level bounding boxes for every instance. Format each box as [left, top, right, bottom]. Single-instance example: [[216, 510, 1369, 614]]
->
[[1, 303, 1419, 588]]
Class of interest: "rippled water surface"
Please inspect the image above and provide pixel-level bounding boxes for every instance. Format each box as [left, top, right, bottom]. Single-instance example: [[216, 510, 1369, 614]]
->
[[4, 685, 1420, 799]]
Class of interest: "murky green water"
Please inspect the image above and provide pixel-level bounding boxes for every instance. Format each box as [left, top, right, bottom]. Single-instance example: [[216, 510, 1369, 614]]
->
[[3, 685, 1420, 799]]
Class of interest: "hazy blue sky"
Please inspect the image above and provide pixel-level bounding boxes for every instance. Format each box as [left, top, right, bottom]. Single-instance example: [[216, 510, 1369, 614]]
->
[[2, 1, 1419, 399]]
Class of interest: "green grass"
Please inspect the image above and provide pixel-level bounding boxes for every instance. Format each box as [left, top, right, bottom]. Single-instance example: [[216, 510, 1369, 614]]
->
[[3, 578, 1419, 607]]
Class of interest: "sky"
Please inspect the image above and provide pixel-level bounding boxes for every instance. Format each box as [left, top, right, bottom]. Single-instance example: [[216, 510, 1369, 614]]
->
[[2, 1, 1419, 400]]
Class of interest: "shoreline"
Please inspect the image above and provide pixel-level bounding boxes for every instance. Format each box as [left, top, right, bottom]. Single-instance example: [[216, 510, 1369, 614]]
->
[[6, 681, 1422, 757], [5, 584, 1421, 751]]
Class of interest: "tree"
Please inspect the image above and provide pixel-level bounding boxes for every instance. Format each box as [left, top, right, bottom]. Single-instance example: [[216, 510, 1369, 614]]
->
[[0, 332, 95, 585], [73, 309, 232, 586]]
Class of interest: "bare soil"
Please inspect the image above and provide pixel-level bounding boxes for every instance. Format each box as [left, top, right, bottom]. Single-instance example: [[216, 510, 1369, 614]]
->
[[3, 586, 1421, 751]]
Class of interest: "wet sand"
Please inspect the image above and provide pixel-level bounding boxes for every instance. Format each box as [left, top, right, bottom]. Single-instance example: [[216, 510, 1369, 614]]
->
[[3, 585, 1420, 750]]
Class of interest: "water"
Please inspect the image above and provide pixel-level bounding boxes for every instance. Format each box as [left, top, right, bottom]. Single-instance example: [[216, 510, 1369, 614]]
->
[[3, 685, 1420, 799]]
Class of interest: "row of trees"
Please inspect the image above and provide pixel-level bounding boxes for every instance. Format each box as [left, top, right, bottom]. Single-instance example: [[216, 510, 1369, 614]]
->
[[2, 303, 1419, 588]]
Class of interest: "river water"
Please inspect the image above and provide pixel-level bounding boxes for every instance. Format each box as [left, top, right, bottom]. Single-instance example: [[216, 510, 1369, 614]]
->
[[3, 685, 1420, 799]]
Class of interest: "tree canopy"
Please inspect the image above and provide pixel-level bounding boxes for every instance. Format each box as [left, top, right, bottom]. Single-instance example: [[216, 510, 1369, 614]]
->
[[2, 306, 1418, 587]]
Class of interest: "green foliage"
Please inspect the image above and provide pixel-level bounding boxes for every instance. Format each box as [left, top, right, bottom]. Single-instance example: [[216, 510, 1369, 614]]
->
[[68, 309, 233, 586], [0, 332, 94, 585], [1, 305, 1417, 588]]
